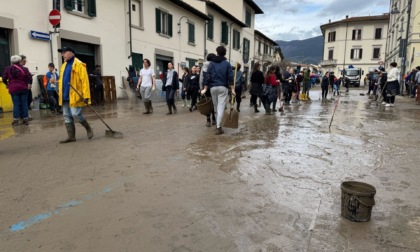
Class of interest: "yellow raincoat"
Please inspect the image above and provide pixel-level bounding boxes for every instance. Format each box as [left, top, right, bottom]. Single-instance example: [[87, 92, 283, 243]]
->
[[58, 57, 91, 107]]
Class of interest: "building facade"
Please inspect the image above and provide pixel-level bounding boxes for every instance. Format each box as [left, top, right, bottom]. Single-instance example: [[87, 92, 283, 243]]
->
[[254, 30, 278, 73], [386, 0, 420, 78], [0, 0, 276, 112], [320, 14, 389, 81]]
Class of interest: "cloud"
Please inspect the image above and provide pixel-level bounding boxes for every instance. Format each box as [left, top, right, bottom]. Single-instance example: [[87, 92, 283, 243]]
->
[[253, 0, 389, 41]]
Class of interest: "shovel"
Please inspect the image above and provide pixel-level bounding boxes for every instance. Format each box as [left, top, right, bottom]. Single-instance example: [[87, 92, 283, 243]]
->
[[222, 63, 239, 129], [69, 83, 123, 138]]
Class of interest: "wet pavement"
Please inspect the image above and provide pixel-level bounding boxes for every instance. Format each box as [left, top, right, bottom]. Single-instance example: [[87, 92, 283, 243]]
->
[[1, 87, 420, 251]]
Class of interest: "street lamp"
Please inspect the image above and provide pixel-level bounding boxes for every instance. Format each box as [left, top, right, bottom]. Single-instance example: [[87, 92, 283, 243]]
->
[[391, 0, 412, 95]]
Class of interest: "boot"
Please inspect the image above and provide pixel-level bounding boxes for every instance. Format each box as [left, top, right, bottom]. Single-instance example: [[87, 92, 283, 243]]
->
[[264, 104, 271, 115], [166, 104, 173, 115], [12, 119, 19, 126], [143, 102, 150, 114], [172, 103, 177, 114], [212, 115, 216, 125], [236, 102, 241, 112], [215, 127, 224, 135], [187, 100, 191, 107], [206, 117, 211, 127], [182, 99, 187, 107], [80, 120, 94, 139], [306, 94, 311, 100], [149, 101, 153, 113], [60, 122, 76, 143], [254, 104, 260, 113]]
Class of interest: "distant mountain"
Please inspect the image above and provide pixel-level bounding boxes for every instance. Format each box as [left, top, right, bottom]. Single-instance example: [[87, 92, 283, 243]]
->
[[276, 36, 323, 65]]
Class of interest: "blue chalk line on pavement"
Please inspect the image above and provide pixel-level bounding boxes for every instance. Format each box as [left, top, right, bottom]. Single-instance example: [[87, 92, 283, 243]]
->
[[6, 186, 113, 233]]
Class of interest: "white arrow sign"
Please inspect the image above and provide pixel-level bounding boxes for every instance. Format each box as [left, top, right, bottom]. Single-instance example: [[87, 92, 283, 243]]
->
[[30, 30, 50, 41]]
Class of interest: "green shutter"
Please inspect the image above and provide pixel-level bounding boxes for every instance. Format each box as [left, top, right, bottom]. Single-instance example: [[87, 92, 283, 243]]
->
[[243, 38, 249, 63], [64, 0, 74, 10], [168, 14, 173, 37], [189, 23, 195, 43], [359, 49, 363, 59], [221, 22, 228, 44], [87, 0, 96, 17], [207, 16, 213, 40], [155, 9, 161, 33], [132, 53, 143, 72]]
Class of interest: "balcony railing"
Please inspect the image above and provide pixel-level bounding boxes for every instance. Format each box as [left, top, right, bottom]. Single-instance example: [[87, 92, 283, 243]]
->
[[320, 59, 337, 66], [262, 54, 273, 62]]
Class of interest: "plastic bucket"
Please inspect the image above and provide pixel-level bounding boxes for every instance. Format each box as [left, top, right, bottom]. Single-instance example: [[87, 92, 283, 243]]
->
[[196, 97, 213, 115], [341, 181, 376, 222]]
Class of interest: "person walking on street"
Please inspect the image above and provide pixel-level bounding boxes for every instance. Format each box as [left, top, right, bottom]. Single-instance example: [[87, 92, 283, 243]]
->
[[46, 63, 61, 115], [199, 53, 217, 126], [263, 65, 279, 114], [91, 65, 104, 106], [234, 63, 245, 112], [180, 67, 190, 107], [188, 65, 199, 112], [19, 55, 33, 120], [321, 72, 330, 102], [57, 47, 93, 143], [201, 46, 234, 135], [384, 62, 400, 107], [2, 55, 32, 126], [284, 68, 295, 105], [302, 68, 311, 100], [136, 59, 156, 114], [162, 62, 179, 115], [249, 62, 264, 113]]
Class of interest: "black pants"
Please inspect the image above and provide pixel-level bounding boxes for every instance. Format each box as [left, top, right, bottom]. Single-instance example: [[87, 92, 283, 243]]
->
[[189, 86, 198, 108], [321, 85, 329, 99], [27, 89, 33, 109], [165, 85, 176, 106], [94, 86, 104, 105]]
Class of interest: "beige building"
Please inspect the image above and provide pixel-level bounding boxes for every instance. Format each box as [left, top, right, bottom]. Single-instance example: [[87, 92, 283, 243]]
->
[[320, 14, 389, 86], [386, 0, 420, 78], [254, 30, 278, 72]]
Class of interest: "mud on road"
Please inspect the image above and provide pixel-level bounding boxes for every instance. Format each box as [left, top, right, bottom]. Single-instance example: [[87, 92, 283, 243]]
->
[[1, 89, 420, 251]]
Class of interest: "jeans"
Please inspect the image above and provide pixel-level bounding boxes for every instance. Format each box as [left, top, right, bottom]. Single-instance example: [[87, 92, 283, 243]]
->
[[11, 90, 29, 119], [165, 85, 176, 106], [210, 86, 228, 128], [62, 101, 85, 123]]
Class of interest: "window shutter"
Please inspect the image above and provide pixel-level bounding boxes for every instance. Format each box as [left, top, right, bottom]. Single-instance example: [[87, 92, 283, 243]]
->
[[221, 22, 228, 44], [243, 38, 249, 63], [208, 16, 214, 40], [189, 23, 195, 43], [350, 49, 354, 59], [359, 49, 363, 59], [87, 0, 96, 17], [155, 9, 161, 33], [352, 30, 355, 40], [168, 14, 173, 37], [64, 0, 74, 10]]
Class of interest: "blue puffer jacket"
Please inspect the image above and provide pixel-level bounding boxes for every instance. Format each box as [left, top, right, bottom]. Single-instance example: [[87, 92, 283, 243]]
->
[[206, 56, 233, 89]]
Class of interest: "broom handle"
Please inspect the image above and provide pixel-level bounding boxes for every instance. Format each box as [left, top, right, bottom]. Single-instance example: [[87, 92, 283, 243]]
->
[[231, 62, 238, 105]]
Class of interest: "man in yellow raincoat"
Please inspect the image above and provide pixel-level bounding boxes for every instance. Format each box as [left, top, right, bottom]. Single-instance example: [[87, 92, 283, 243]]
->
[[58, 47, 93, 143]]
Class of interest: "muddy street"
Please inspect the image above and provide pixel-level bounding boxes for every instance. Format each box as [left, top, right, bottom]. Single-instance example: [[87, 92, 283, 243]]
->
[[1, 88, 420, 252]]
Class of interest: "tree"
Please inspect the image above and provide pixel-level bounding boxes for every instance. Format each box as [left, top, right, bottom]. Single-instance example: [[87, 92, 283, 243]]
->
[[274, 46, 284, 61]]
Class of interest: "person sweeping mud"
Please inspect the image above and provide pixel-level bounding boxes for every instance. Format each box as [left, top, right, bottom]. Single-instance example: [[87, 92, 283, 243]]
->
[[201, 46, 234, 135], [57, 47, 93, 143]]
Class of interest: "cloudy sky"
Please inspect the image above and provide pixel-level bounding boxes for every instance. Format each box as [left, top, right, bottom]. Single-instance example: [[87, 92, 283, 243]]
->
[[254, 0, 390, 41]]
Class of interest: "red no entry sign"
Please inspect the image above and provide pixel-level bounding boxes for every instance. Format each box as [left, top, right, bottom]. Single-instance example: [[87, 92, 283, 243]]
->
[[49, 9, 61, 26]]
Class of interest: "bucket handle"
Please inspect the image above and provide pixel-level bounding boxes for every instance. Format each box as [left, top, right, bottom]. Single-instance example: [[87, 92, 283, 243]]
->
[[353, 195, 375, 207]]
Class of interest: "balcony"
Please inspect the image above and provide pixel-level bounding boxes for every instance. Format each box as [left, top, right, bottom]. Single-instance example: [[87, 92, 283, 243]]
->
[[320, 59, 337, 66], [262, 54, 273, 63]]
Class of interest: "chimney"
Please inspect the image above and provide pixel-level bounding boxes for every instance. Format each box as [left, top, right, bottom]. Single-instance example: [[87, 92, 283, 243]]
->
[[346, 15, 349, 19], [329, 19, 331, 23]]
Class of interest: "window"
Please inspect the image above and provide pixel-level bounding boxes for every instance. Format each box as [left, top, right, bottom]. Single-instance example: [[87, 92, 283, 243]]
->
[[155, 8, 172, 37], [64, 0, 96, 17], [207, 15, 214, 40], [258, 41, 261, 55], [188, 22, 195, 44], [328, 31, 336, 42], [243, 38, 250, 63], [350, 48, 363, 59], [352, 29, 362, 40], [233, 30, 240, 50], [264, 44, 268, 54], [131, 0, 143, 28], [328, 49, 334, 60], [245, 9, 251, 27], [221, 22, 228, 44], [132, 53, 143, 72], [375, 28, 382, 39], [373, 48, 380, 59]]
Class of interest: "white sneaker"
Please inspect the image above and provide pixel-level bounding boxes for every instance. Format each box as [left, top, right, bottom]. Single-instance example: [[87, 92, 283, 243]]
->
[[381, 102, 386, 105], [390, 103, 395, 107], [385, 103, 391, 107]]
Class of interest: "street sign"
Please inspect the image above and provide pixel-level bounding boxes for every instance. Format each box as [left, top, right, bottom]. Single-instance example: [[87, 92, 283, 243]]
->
[[49, 9, 61, 26], [30, 30, 50, 41]]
